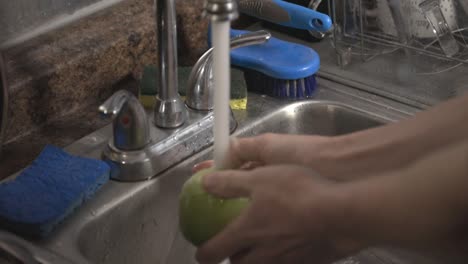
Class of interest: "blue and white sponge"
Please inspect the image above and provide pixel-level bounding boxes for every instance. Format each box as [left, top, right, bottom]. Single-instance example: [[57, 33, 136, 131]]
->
[[0, 145, 110, 238]]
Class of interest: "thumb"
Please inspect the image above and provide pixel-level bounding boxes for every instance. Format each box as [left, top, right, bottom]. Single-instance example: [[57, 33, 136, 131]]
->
[[202, 170, 252, 199]]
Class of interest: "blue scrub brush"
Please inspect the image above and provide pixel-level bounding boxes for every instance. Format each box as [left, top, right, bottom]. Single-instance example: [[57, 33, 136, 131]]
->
[[0, 145, 110, 238], [209, 28, 320, 99]]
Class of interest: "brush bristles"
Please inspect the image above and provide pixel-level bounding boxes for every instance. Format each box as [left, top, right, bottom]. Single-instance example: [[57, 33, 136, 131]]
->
[[243, 70, 317, 99]]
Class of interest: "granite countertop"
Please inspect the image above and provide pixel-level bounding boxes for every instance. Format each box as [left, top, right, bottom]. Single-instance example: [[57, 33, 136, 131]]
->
[[0, 78, 137, 179], [0, 0, 255, 179]]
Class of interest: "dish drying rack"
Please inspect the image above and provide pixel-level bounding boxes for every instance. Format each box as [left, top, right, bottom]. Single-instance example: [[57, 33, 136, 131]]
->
[[312, 0, 468, 107]]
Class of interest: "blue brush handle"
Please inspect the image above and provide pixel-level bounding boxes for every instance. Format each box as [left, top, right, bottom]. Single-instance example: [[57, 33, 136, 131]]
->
[[207, 28, 321, 79], [238, 0, 332, 32]]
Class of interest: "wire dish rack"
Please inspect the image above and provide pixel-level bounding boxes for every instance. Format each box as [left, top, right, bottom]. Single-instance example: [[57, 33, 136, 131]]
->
[[329, 0, 468, 71], [312, 0, 468, 107]]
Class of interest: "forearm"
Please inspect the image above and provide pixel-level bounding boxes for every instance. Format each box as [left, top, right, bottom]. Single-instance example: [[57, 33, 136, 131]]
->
[[341, 139, 468, 250], [322, 94, 468, 180]]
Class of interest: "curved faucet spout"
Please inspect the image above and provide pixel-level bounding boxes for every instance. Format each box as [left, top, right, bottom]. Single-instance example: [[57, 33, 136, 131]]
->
[[186, 30, 271, 110]]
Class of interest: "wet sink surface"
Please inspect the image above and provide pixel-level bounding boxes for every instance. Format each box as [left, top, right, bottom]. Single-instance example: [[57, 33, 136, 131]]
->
[[19, 79, 466, 264]]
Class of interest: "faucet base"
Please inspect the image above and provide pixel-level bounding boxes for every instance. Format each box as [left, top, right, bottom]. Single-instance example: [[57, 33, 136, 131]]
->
[[153, 95, 187, 128], [103, 108, 237, 181]]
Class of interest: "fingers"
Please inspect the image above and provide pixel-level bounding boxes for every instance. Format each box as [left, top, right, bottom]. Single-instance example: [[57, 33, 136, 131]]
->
[[229, 248, 251, 264], [230, 247, 270, 264], [196, 212, 253, 264], [192, 160, 261, 174], [239, 161, 263, 170], [203, 170, 253, 198], [228, 135, 273, 168], [193, 133, 322, 173], [279, 244, 331, 264], [193, 133, 281, 172], [192, 160, 214, 173], [229, 134, 310, 166]]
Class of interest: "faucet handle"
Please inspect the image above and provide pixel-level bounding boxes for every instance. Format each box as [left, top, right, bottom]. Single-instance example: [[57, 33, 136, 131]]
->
[[99, 90, 150, 151], [186, 30, 271, 111]]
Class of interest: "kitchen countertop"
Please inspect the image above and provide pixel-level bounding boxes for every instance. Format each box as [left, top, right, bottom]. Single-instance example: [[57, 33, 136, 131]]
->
[[0, 0, 255, 179], [0, 77, 137, 179]]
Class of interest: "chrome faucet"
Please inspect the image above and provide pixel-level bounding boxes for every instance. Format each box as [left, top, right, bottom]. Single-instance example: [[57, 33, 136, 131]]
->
[[99, 0, 244, 181], [0, 52, 8, 158], [154, 0, 186, 128]]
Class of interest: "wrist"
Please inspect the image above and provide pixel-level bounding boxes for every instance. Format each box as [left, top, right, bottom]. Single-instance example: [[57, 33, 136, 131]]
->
[[333, 180, 382, 247], [320, 127, 419, 181], [317, 181, 373, 253], [310, 133, 389, 181], [337, 169, 418, 248], [302, 136, 358, 179]]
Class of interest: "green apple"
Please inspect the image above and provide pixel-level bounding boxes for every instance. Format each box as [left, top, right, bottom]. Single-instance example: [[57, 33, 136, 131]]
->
[[179, 167, 249, 246]]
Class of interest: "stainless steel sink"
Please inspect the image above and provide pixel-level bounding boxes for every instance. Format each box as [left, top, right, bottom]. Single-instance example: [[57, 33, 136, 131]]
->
[[69, 85, 398, 264], [10, 78, 465, 264]]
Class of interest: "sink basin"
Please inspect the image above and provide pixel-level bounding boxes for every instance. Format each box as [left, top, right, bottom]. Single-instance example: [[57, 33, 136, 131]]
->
[[14, 79, 466, 264], [48, 78, 414, 264], [236, 101, 385, 136], [74, 98, 387, 264]]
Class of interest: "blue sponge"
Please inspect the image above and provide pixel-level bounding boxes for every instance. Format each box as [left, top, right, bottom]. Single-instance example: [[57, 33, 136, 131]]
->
[[0, 145, 110, 238]]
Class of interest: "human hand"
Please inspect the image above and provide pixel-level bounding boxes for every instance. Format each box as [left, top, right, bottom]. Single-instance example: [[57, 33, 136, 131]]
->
[[193, 133, 337, 174], [195, 165, 364, 264], [194, 129, 447, 182]]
